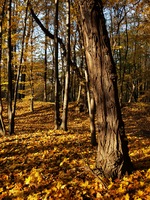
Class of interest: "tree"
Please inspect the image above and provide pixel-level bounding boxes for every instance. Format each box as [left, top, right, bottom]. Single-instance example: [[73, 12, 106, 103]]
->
[[7, 0, 14, 135], [60, 0, 70, 131], [0, 0, 6, 136], [78, 0, 133, 179], [13, 0, 29, 116], [43, 0, 49, 102], [54, 0, 61, 129]]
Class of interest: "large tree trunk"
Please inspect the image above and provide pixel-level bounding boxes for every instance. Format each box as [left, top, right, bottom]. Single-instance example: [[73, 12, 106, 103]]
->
[[78, 0, 133, 179]]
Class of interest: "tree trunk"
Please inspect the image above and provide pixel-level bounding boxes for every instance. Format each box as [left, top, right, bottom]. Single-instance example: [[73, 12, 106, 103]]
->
[[85, 68, 96, 146], [13, 0, 29, 115], [43, 2, 48, 102], [0, 0, 6, 136], [30, 18, 34, 112], [78, 0, 133, 179], [60, 0, 70, 131], [54, 0, 61, 129], [8, 0, 14, 135]]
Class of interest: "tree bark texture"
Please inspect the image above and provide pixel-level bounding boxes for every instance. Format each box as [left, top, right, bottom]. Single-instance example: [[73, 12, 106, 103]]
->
[[85, 68, 96, 146], [78, 0, 133, 179]]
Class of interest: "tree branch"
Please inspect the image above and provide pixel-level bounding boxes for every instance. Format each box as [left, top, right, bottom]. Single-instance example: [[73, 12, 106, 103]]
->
[[28, 2, 66, 56], [28, 2, 84, 79]]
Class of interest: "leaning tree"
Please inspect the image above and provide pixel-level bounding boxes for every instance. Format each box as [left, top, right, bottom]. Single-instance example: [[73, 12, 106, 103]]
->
[[78, 0, 133, 179]]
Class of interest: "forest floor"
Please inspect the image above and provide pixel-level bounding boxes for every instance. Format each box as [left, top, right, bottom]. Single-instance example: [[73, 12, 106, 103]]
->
[[0, 100, 150, 200]]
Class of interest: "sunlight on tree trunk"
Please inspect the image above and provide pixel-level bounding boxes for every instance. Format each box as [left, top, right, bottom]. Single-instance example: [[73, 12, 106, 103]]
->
[[78, 0, 133, 179], [60, 0, 70, 131], [0, 0, 6, 136], [54, 0, 61, 129], [85, 68, 97, 146], [30, 18, 34, 112], [7, 0, 14, 135]]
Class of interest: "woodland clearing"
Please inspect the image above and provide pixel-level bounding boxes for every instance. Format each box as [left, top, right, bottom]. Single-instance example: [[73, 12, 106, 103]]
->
[[0, 101, 150, 199]]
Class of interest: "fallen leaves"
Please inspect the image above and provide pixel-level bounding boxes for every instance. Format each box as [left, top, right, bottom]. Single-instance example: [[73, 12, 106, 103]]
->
[[0, 101, 150, 199]]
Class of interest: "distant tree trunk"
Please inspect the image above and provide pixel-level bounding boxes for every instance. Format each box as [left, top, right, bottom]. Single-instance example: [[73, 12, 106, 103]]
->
[[128, 83, 135, 103], [121, 8, 128, 103], [30, 18, 34, 112], [85, 68, 97, 146], [43, 3, 48, 102], [60, 48, 65, 103], [0, 0, 6, 136], [8, 0, 14, 135], [54, 0, 61, 129], [76, 83, 81, 104], [44, 35, 48, 102], [13, 0, 29, 114], [78, 0, 133, 179], [60, 0, 70, 131]]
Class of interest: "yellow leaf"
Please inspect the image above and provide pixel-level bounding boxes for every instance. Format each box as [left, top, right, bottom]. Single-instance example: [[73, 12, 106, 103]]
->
[[96, 192, 102, 198], [117, 184, 126, 194], [146, 168, 150, 179], [140, 181, 144, 187], [56, 181, 62, 189], [60, 157, 69, 166], [61, 184, 66, 189], [0, 188, 3, 193], [124, 193, 130, 200], [138, 190, 144, 196], [81, 180, 89, 188], [25, 176, 31, 185], [27, 194, 38, 200]]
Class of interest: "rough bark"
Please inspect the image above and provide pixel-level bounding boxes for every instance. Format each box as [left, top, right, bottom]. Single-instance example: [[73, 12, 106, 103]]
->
[[85, 68, 97, 146], [78, 0, 133, 179]]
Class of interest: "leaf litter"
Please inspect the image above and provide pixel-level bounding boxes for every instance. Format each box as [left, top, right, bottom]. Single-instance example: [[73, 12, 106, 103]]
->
[[0, 101, 150, 199]]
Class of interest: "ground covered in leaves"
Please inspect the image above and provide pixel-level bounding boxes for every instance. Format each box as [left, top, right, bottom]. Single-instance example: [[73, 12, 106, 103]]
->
[[0, 101, 150, 199]]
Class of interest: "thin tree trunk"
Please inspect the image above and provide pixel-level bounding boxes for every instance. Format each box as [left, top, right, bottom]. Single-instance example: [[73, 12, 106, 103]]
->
[[54, 0, 61, 129], [76, 83, 81, 104], [13, 0, 29, 116], [60, 0, 70, 131], [128, 83, 135, 103], [30, 18, 34, 112], [44, 36, 47, 102], [43, 3, 48, 102], [0, 0, 6, 136], [119, 6, 128, 105], [8, 0, 14, 135]]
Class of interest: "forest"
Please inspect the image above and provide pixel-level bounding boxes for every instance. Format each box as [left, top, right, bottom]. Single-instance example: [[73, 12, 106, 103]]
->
[[0, 0, 150, 199]]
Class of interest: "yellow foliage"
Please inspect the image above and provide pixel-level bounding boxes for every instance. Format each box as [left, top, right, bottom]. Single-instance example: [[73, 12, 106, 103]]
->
[[124, 193, 130, 200], [27, 194, 39, 200], [25, 168, 42, 186]]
